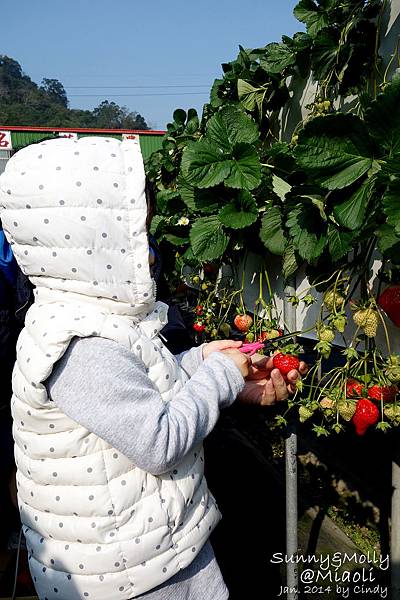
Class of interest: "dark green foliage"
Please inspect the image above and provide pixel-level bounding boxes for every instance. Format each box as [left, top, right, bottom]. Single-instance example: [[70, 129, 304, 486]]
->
[[145, 0, 398, 279]]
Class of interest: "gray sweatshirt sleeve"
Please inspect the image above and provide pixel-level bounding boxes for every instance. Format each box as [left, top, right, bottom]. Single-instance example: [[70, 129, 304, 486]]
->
[[174, 344, 205, 377], [46, 337, 244, 475]]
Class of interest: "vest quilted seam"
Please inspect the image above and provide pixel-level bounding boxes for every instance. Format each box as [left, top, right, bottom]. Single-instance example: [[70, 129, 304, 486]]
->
[[97, 445, 135, 594]]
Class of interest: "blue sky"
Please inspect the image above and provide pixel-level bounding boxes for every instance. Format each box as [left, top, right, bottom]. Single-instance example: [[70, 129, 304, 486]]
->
[[2, 1, 302, 129]]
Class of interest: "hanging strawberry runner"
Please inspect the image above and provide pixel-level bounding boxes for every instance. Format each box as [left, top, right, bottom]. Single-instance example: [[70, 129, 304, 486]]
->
[[146, 0, 400, 437]]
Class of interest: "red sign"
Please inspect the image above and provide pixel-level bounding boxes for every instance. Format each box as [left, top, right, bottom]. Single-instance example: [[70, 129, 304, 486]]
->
[[0, 131, 12, 149], [58, 132, 78, 140]]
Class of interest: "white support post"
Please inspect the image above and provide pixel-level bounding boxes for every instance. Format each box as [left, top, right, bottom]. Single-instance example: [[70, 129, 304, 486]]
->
[[392, 455, 400, 599]]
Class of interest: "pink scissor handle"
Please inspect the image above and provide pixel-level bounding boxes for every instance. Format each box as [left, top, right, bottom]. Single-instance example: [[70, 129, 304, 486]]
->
[[239, 341, 265, 356]]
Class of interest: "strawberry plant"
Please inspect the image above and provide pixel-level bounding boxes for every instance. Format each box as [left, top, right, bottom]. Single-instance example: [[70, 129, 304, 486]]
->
[[146, 0, 400, 436]]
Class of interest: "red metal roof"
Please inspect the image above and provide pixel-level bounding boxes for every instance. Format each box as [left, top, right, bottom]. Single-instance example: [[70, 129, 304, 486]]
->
[[0, 125, 165, 135]]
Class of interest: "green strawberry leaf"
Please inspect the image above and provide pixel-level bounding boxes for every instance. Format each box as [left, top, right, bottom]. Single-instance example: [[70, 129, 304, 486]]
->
[[210, 78, 225, 108], [327, 225, 353, 261], [383, 178, 400, 236], [177, 177, 222, 214], [333, 180, 372, 230], [287, 203, 327, 262], [156, 189, 181, 214], [310, 28, 338, 81], [206, 105, 259, 152], [272, 174, 291, 200], [219, 190, 258, 229], [293, 0, 331, 38], [295, 114, 374, 190], [190, 216, 229, 261], [172, 109, 187, 126], [164, 233, 189, 246], [365, 74, 400, 154], [377, 223, 400, 263], [149, 215, 166, 237], [237, 79, 267, 114], [224, 143, 262, 190], [262, 42, 297, 73], [283, 242, 301, 280], [260, 205, 286, 255], [181, 139, 231, 188]]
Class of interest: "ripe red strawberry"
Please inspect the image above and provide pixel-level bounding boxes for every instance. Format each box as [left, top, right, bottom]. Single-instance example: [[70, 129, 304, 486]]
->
[[195, 305, 203, 316], [352, 398, 379, 435], [234, 314, 253, 333], [346, 379, 365, 399], [367, 384, 398, 402], [257, 331, 268, 342], [273, 352, 300, 375], [203, 263, 217, 274], [193, 322, 205, 333], [378, 285, 400, 327]]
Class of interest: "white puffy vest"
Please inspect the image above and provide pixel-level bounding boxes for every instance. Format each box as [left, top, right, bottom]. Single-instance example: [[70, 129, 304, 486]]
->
[[0, 136, 221, 600], [12, 289, 221, 600]]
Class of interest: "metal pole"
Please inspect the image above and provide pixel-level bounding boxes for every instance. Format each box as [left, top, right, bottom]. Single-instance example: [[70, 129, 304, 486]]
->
[[392, 451, 400, 599], [284, 277, 298, 600]]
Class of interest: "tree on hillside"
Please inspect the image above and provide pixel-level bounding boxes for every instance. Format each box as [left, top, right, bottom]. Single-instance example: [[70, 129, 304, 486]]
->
[[92, 100, 149, 130], [0, 56, 34, 100], [40, 78, 68, 108]]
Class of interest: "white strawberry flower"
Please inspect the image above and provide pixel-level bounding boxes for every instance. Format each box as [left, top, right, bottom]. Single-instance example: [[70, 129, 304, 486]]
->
[[177, 216, 190, 226]]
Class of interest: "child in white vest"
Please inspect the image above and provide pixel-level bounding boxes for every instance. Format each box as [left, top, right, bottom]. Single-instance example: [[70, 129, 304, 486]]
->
[[0, 136, 304, 600]]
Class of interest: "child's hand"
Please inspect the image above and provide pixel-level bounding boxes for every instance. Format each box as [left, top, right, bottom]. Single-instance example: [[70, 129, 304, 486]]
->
[[237, 353, 309, 405], [248, 353, 308, 393], [202, 339, 242, 360], [220, 348, 251, 378]]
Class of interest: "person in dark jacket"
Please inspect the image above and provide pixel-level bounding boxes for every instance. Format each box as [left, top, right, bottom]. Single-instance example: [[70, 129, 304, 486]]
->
[[0, 223, 33, 547]]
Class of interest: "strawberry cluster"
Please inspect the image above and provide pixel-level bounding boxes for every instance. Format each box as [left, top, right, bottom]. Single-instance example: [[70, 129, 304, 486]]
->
[[345, 378, 398, 435]]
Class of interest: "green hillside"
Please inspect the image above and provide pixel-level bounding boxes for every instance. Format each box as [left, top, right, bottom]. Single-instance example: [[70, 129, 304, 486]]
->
[[0, 56, 149, 129]]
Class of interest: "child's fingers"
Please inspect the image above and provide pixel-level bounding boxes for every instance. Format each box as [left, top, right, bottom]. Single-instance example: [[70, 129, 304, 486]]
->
[[260, 380, 277, 405], [270, 369, 289, 402], [299, 361, 308, 375]]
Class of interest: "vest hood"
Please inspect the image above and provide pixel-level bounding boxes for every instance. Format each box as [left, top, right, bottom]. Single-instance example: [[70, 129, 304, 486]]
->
[[0, 136, 154, 317]]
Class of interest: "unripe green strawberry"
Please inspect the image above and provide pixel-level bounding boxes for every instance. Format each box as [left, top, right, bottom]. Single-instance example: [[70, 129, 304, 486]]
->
[[318, 325, 335, 343], [384, 404, 400, 422], [323, 100, 331, 111], [315, 341, 332, 359], [338, 400, 356, 421], [268, 329, 281, 339], [320, 397, 335, 409], [386, 367, 400, 383], [330, 314, 347, 333], [389, 354, 400, 366], [353, 308, 379, 338], [385, 357, 400, 383], [323, 290, 345, 312], [299, 405, 314, 423]]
